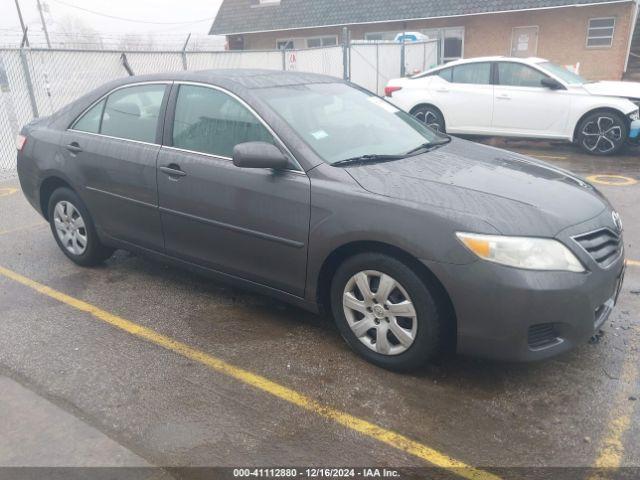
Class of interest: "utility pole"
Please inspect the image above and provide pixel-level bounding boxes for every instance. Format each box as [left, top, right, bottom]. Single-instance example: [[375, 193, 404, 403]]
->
[[37, 0, 52, 49], [14, 0, 29, 47]]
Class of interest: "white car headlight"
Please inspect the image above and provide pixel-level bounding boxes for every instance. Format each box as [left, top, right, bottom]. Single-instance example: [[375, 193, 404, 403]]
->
[[456, 232, 585, 272]]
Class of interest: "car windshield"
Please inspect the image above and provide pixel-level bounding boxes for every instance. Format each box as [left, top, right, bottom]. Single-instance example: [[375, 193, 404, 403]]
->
[[255, 83, 444, 164], [538, 61, 589, 85]]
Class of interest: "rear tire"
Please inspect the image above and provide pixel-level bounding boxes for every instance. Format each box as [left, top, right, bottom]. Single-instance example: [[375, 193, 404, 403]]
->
[[48, 187, 114, 266], [411, 105, 446, 133], [576, 111, 628, 156], [330, 253, 446, 371]]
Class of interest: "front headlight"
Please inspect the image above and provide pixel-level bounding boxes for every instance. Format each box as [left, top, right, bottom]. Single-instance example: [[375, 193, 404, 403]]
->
[[456, 232, 585, 272]]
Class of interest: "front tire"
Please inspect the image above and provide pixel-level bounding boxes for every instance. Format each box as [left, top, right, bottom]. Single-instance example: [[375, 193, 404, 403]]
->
[[48, 187, 114, 266], [576, 111, 628, 156], [330, 253, 447, 371]]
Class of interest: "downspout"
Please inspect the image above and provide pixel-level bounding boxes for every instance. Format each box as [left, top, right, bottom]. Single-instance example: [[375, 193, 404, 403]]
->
[[623, 0, 639, 73]]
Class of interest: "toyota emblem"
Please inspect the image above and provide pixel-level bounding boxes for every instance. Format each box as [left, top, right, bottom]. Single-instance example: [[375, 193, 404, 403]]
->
[[612, 211, 623, 232]]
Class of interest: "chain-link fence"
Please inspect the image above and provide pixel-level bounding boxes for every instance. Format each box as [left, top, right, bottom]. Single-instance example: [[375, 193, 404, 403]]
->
[[0, 39, 438, 178]]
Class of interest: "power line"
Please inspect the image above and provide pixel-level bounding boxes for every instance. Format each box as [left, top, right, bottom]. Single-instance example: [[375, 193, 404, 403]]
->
[[49, 0, 215, 25]]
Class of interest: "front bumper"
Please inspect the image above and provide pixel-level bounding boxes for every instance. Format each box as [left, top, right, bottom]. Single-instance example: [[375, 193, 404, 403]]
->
[[629, 119, 640, 144], [422, 211, 625, 362]]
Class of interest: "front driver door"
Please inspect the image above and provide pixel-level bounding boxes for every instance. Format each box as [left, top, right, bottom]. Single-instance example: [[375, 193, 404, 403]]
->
[[157, 83, 311, 297], [492, 62, 571, 138]]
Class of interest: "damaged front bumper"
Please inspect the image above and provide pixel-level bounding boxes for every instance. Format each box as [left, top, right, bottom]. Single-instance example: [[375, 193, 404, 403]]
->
[[629, 119, 640, 144]]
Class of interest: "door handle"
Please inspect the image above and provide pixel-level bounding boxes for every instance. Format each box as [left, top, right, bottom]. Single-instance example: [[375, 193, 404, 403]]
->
[[160, 164, 187, 177], [65, 142, 83, 154], [497, 94, 511, 100], [435, 88, 450, 93]]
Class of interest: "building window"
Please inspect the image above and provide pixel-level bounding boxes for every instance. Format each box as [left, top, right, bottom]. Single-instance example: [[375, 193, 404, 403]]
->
[[364, 32, 395, 41], [423, 27, 464, 62], [587, 17, 615, 47], [363, 27, 463, 60], [277, 39, 295, 50], [306, 36, 338, 48]]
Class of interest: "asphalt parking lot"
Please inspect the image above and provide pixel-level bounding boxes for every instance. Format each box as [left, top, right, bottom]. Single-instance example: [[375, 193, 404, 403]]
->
[[0, 140, 638, 479]]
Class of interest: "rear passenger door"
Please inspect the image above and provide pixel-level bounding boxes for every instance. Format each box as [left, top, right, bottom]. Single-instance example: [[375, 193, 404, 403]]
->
[[156, 83, 311, 297], [430, 62, 494, 134], [63, 83, 169, 251]]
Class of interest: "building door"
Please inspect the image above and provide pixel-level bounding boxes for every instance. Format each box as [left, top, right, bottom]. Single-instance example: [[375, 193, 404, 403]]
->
[[511, 26, 538, 57]]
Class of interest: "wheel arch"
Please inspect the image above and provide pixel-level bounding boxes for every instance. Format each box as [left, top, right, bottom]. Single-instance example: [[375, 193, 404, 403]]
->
[[572, 107, 629, 142], [39, 176, 74, 221], [316, 240, 457, 349]]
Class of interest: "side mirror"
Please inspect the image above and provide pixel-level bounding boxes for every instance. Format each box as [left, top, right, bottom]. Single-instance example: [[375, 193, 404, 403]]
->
[[232, 142, 289, 170], [540, 78, 565, 90]]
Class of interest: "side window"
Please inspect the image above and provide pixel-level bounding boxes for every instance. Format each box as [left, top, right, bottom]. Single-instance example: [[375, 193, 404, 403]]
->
[[172, 85, 275, 158], [72, 99, 105, 134], [101, 84, 166, 143], [498, 63, 547, 88], [436, 68, 452, 82], [451, 63, 491, 85]]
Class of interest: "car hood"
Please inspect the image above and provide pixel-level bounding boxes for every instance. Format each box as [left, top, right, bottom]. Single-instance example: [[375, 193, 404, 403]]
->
[[344, 138, 609, 237], [582, 80, 640, 100]]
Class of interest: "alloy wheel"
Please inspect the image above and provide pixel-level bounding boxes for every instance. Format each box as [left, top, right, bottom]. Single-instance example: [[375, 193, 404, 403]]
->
[[581, 116, 623, 154], [342, 270, 418, 356], [53, 200, 88, 255], [413, 109, 442, 132]]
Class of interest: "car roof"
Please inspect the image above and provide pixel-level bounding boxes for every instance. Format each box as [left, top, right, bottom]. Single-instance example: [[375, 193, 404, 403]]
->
[[424, 56, 548, 71], [117, 69, 339, 91], [48, 68, 343, 133]]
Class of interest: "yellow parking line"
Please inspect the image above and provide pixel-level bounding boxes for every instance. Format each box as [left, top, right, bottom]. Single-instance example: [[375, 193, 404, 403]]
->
[[0, 264, 500, 480], [586, 175, 637, 187], [0, 222, 47, 236], [0, 187, 18, 198], [627, 260, 640, 267], [589, 345, 639, 477]]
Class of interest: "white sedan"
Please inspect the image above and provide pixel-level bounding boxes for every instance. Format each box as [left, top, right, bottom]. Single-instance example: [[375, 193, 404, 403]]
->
[[385, 56, 640, 155]]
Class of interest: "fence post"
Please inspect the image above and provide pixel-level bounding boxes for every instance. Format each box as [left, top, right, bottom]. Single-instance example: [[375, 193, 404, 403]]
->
[[342, 27, 349, 81], [181, 33, 191, 70], [400, 23, 406, 77], [282, 49, 286, 71], [18, 48, 39, 118], [375, 43, 379, 95]]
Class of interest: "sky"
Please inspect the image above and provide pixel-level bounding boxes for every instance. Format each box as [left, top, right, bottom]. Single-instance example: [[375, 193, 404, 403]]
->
[[0, 0, 225, 47]]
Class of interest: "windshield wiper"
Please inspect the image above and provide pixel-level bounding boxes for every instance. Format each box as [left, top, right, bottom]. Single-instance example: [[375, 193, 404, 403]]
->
[[332, 154, 408, 167], [405, 137, 452, 156]]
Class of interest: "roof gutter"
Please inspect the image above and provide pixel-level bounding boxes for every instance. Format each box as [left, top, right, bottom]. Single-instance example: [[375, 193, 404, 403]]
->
[[210, 0, 632, 36]]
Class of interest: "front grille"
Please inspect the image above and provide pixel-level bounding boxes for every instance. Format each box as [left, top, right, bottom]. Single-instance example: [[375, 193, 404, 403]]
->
[[528, 323, 561, 350], [573, 228, 622, 268]]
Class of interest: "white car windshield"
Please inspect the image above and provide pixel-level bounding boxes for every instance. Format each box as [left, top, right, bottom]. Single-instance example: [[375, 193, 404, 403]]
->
[[539, 61, 589, 85], [256, 83, 445, 164]]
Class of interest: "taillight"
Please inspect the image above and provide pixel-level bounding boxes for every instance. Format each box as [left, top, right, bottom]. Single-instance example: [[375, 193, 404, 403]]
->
[[384, 86, 402, 97], [16, 134, 27, 152]]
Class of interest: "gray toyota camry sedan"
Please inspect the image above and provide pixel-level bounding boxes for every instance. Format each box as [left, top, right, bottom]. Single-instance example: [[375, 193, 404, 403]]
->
[[16, 70, 625, 371]]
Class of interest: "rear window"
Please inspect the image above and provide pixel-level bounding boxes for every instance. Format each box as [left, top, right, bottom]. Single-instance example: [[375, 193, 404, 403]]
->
[[436, 68, 452, 82], [71, 84, 166, 143], [101, 85, 166, 143], [72, 99, 105, 134], [451, 63, 491, 85]]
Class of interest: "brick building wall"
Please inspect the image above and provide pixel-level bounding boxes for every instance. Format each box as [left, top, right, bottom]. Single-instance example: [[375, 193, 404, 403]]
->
[[234, 2, 636, 80]]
